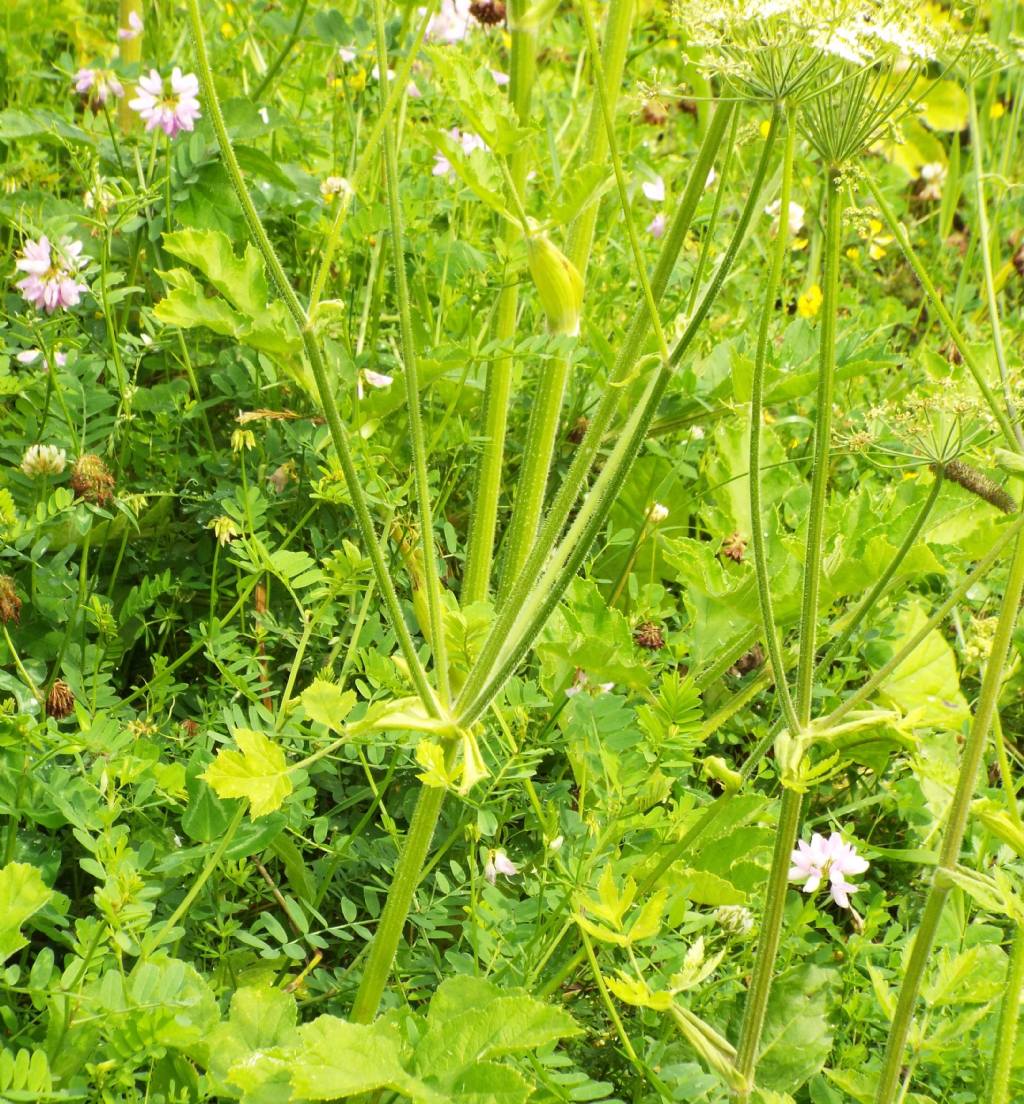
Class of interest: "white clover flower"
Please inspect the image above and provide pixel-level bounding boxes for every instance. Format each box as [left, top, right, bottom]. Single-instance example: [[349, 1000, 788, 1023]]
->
[[21, 444, 67, 477], [484, 848, 518, 884], [646, 502, 669, 523], [320, 175, 352, 200], [715, 904, 754, 935], [789, 831, 869, 909]]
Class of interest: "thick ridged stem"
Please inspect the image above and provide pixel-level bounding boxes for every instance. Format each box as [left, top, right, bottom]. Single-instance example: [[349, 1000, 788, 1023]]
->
[[748, 103, 799, 737], [462, 0, 538, 604], [874, 530, 1024, 1103], [456, 110, 777, 726], [373, 0, 450, 703], [349, 781, 448, 1022], [734, 167, 844, 1099], [990, 924, 1024, 1104], [185, 0, 437, 714]]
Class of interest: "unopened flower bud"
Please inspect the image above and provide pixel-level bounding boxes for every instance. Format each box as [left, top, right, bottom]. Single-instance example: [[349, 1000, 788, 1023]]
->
[[526, 234, 583, 337], [646, 502, 669, 524], [715, 904, 754, 936]]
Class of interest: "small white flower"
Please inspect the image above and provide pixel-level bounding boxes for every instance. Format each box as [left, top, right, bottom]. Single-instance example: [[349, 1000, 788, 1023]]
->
[[426, 0, 472, 43], [357, 368, 394, 400], [490, 69, 510, 86], [258, 107, 270, 124], [789, 831, 869, 909], [320, 175, 352, 199], [765, 198, 805, 237], [484, 848, 518, 884], [646, 502, 669, 524], [16, 348, 67, 369], [21, 444, 67, 477], [705, 167, 717, 189], [642, 175, 666, 203], [548, 835, 564, 852], [338, 45, 358, 63]]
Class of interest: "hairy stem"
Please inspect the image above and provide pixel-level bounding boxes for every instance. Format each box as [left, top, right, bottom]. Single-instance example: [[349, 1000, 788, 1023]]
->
[[373, 0, 450, 703], [990, 924, 1024, 1104], [734, 165, 844, 1097], [749, 103, 799, 736], [462, 0, 539, 604]]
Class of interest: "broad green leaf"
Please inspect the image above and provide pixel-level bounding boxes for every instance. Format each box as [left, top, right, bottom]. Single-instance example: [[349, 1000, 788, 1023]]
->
[[163, 228, 271, 318], [446, 1059, 533, 1104], [757, 965, 835, 1093], [0, 862, 51, 963], [673, 866, 747, 906], [874, 603, 969, 732], [917, 79, 969, 131], [200, 729, 293, 818], [289, 1013, 430, 1101], [205, 985, 299, 1101], [414, 976, 580, 1074], [300, 680, 356, 734], [155, 269, 248, 337]]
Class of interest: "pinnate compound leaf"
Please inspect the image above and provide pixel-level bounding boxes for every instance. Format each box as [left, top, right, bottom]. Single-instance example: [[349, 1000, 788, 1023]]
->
[[0, 862, 52, 963], [201, 729, 293, 818]]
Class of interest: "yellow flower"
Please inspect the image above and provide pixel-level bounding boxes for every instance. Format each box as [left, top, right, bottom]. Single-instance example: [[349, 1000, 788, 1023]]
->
[[210, 516, 240, 546], [860, 218, 894, 261], [791, 237, 808, 252], [846, 246, 860, 261], [220, 21, 234, 37], [759, 119, 772, 139], [348, 67, 367, 92], [797, 284, 823, 319], [991, 101, 1006, 120], [231, 428, 256, 453]]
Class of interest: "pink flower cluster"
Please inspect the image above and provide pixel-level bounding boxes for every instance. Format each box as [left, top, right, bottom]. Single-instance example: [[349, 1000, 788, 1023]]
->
[[129, 68, 201, 138], [789, 831, 869, 909], [15, 236, 89, 314], [74, 68, 125, 112]]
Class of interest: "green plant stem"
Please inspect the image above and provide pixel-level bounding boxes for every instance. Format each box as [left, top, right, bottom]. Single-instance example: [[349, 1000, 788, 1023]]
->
[[968, 86, 1023, 449], [117, 0, 143, 133], [495, 0, 639, 599], [142, 804, 246, 957], [990, 924, 1024, 1104], [794, 168, 842, 723], [457, 100, 739, 711], [308, 3, 434, 312], [749, 103, 799, 737], [864, 175, 1020, 453], [456, 110, 777, 726], [252, 0, 309, 102], [462, 0, 539, 605], [349, 778, 448, 1022], [373, 0, 450, 704], [185, 0, 437, 715], [874, 529, 1024, 1104], [734, 166, 844, 1099], [816, 471, 942, 672]]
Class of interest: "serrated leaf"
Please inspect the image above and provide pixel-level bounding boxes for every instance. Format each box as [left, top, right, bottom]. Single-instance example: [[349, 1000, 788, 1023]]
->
[[205, 985, 299, 1100], [0, 863, 52, 963], [200, 729, 293, 818], [289, 1014, 430, 1101], [163, 228, 270, 318], [414, 976, 580, 1074], [300, 680, 356, 733]]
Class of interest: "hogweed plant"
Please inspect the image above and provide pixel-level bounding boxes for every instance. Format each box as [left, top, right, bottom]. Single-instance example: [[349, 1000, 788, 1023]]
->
[[3, 0, 1024, 1101]]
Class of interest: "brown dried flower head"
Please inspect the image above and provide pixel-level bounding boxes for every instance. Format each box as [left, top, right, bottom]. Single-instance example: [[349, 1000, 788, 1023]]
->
[[721, 531, 747, 562], [0, 575, 21, 625], [469, 0, 505, 25], [633, 621, 665, 650], [71, 453, 115, 506], [46, 679, 75, 719]]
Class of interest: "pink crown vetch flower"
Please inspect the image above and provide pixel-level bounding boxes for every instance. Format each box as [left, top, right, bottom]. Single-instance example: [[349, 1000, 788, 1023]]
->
[[15, 236, 89, 314], [789, 831, 869, 909], [74, 68, 125, 112], [129, 68, 201, 138]]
